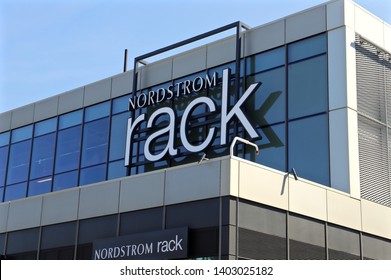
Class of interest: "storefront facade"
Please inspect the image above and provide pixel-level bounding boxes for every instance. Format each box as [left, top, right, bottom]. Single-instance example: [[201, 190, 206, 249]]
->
[[0, 0, 390, 259]]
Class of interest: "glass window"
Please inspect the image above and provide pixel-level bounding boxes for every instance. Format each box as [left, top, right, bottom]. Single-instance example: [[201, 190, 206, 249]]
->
[[4, 182, 27, 201], [7, 140, 32, 185], [112, 95, 130, 114], [53, 170, 78, 191], [288, 55, 327, 120], [0, 146, 8, 187], [59, 110, 83, 130], [0, 131, 10, 146], [246, 47, 285, 74], [288, 33, 326, 63], [109, 112, 129, 161], [0, 187, 3, 202], [79, 164, 106, 186], [11, 125, 33, 143], [288, 114, 330, 186], [55, 126, 82, 174], [28, 177, 52, 197], [245, 67, 285, 126], [245, 123, 285, 171], [84, 101, 110, 122], [81, 118, 109, 167], [34, 118, 57, 137], [108, 160, 127, 180], [30, 133, 56, 179]]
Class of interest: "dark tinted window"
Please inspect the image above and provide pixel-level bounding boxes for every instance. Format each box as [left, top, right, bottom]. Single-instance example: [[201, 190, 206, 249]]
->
[[288, 114, 329, 186], [81, 118, 109, 167], [34, 118, 57, 137], [11, 125, 32, 143], [288, 33, 327, 63], [288, 55, 327, 119], [246, 47, 285, 74], [7, 140, 32, 185], [108, 160, 126, 180], [0, 146, 8, 187], [4, 182, 27, 201], [30, 133, 56, 179], [84, 101, 110, 122], [79, 164, 106, 185], [53, 170, 78, 191], [109, 112, 129, 161], [28, 178, 52, 197], [55, 126, 81, 173], [59, 110, 82, 129]]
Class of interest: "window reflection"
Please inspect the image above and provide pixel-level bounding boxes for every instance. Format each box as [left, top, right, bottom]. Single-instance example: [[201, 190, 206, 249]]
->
[[55, 126, 82, 174], [28, 177, 52, 197], [0, 146, 8, 187], [288, 55, 327, 119], [109, 112, 129, 161], [80, 164, 106, 185], [81, 118, 109, 167], [288, 114, 330, 186], [4, 182, 27, 201], [7, 140, 32, 185], [245, 67, 285, 126], [53, 170, 78, 191], [30, 133, 56, 179]]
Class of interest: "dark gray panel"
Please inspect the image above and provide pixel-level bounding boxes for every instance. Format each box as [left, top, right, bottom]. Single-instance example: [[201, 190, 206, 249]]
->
[[39, 246, 74, 260], [239, 200, 286, 238], [78, 215, 118, 244], [120, 207, 163, 235], [221, 225, 236, 256], [327, 224, 360, 259], [6, 227, 39, 255], [188, 227, 219, 259], [289, 239, 326, 260], [40, 222, 77, 250], [289, 214, 325, 246], [222, 196, 236, 226], [239, 228, 286, 260], [165, 199, 219, 229], [0, 233, 5, 255], [288, 214, 325, 260], [362, 234, 391, 260], [328, 249, 360, 260]]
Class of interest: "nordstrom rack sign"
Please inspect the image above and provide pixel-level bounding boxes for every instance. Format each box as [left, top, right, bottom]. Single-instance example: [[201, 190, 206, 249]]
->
[[125, 68, 261, 166], [93, 228, 188, 260]]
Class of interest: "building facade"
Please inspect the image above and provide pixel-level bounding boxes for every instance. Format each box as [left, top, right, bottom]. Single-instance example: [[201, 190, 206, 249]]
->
[[0, 0, 390, 260]]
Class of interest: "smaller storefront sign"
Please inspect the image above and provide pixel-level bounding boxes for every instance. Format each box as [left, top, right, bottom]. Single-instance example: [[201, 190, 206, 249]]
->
[[92, 228, 188, 260]]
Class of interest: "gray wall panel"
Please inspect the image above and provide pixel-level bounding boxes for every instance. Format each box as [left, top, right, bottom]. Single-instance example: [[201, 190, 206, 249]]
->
[[286, 6, 326, 43], [0, 112, 12, 133], [33, 96, 59, 122], [41, 189, 80, 226], [7, 197, 42, 232], [58, 87, 84, 114], [244, 20, 285, 57], [165, 161, 221, 205], [78, 181, 120, 220], [111, 71, 133, 98], [0, 203, 9, 233], [84, 78, 111, 106], [10, 104, 34, 129]]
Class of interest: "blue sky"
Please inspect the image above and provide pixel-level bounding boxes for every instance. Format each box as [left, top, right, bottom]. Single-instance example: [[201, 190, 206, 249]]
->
[[1, 0, 390, 113]]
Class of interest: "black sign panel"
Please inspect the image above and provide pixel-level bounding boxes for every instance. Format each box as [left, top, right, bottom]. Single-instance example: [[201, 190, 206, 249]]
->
[[92, 228, 188, 260]]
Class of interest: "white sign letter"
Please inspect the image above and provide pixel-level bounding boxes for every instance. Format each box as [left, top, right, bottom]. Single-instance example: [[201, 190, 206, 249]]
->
[[180, 97, 216, 153]]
